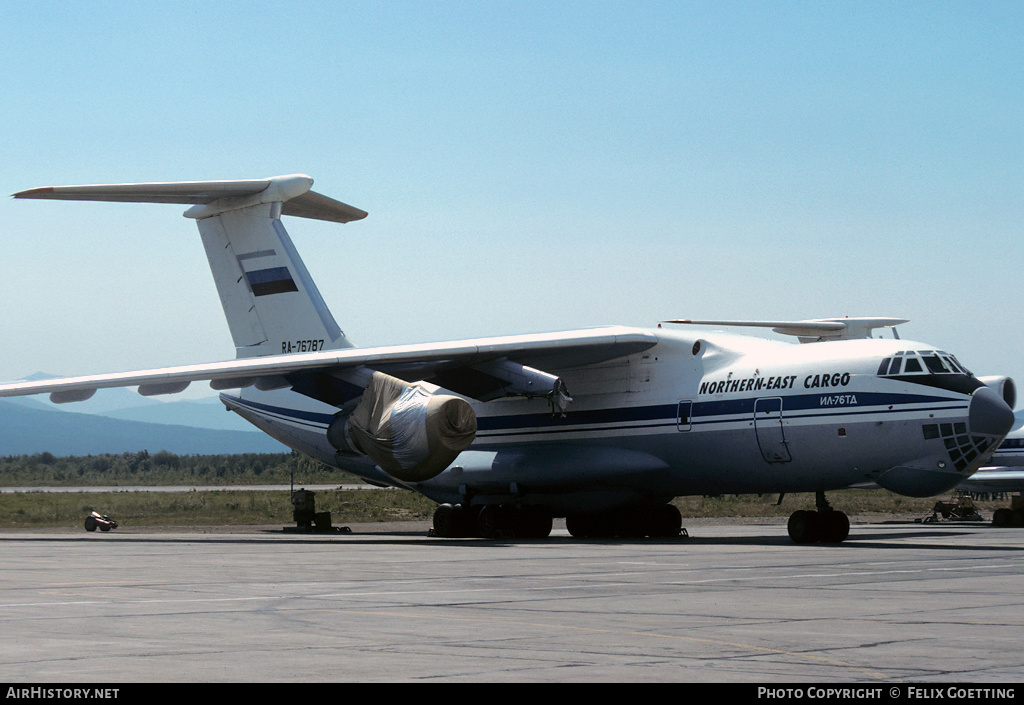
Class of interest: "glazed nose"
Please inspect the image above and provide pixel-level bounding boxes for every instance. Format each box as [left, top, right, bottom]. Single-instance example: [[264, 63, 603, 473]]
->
[[970, 386, 1015, 437]]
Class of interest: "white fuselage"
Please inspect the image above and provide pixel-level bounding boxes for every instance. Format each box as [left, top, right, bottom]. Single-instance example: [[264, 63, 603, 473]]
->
[[221, 328, 1006, 516]]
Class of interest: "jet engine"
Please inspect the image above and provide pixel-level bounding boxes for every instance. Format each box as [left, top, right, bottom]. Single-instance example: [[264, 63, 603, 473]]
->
[[979, 376, 1017, 410], [326, 371, 477, 483]]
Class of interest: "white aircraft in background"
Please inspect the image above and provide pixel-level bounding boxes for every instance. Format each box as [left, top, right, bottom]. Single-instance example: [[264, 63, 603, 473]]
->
[[958, 416, 1024, 526], [2, 174, 1016, 543]]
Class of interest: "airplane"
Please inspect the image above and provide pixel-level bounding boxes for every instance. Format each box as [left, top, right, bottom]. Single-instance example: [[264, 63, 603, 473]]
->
[[1, 174, 1016, 544], [958, 414, 1024, 526]]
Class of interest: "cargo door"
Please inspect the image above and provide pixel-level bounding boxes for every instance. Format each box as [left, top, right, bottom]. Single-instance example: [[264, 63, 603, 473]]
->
[[676, 401, 692, 431], [754, 397, 791, 463]]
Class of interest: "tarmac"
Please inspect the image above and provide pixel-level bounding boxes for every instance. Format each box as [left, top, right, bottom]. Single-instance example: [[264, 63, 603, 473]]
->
[[1, 518, 1022, 683]]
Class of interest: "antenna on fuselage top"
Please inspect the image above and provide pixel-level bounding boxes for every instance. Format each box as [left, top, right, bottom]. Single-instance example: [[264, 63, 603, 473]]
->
[[662, 317, 910, 343]]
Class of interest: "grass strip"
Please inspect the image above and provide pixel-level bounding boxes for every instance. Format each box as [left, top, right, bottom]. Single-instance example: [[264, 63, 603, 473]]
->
[[0, 488, 1005, 529]]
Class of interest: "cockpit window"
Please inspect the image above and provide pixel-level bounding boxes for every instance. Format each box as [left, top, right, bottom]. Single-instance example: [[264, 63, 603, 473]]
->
[[903, 357, 923, 373], [878, 350, 983, 395], [922, 354, 949, 374], [878, 350, 971, 377], [943, 355, 967, 374]]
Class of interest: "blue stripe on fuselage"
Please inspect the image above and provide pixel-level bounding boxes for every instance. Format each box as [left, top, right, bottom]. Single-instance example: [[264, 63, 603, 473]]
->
[[223, 395, 333, 429], [476, 391, 964, 437], [224, 390, 965, 441]]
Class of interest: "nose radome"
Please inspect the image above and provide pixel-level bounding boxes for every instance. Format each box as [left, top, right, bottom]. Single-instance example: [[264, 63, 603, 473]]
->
[[970, 386, 1015, 437]]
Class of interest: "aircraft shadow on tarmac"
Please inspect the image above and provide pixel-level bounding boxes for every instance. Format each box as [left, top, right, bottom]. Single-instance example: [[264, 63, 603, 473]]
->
[[4, 524, 1021, 552]]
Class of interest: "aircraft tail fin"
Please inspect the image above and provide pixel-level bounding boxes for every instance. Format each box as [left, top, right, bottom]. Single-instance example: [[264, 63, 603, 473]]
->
[[15, 175, 367, 358]]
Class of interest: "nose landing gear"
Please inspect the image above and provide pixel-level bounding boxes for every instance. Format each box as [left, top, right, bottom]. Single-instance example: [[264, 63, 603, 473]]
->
[[787, 492, 850, 544]]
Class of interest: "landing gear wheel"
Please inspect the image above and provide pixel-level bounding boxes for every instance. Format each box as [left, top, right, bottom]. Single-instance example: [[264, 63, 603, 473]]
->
[[84, 516, 97, 532], [993, 508, 1013, 527], [513, 509, 553, 539], [649, 504, 683, 537], [567, 505, 683, 539], [788, 510, 819, 544], [612, 511, 646, 538], [475, 505, 506, 539], [788, 509, 849, 544], [818, 510, 849, 543], [432, 503, 469, 538], [566, 514, 597, 538]]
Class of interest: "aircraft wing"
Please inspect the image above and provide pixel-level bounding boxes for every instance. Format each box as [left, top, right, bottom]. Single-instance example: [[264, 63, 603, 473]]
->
[[958, 468, 1024, 494], [0, 326, 658, 405]]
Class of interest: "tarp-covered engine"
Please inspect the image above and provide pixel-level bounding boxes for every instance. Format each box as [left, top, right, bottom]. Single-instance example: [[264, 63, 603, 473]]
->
[[328, 371, 477, 482]]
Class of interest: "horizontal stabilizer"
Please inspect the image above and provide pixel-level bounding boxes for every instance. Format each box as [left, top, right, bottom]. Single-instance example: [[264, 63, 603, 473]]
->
[[13, 174, 367, 224]]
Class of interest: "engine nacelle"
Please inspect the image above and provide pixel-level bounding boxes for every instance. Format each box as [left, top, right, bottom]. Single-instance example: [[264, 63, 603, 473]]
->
[[978, 376, 1017, 410], [326, 372, 477, 483]]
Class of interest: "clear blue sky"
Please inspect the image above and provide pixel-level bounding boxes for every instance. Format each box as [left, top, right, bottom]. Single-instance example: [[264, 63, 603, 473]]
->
[[2, 1, 1022, 400]]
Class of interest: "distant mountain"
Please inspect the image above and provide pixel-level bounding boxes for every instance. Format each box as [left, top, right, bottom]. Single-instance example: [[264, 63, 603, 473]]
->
[[17, 373, 161, 415], [0, 397, 287, 456], [94, 396, 263, 432]]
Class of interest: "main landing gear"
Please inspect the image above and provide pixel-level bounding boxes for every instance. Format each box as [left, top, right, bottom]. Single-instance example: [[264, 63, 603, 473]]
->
[[565, 504, 684, 539], [787, 492, 850, 544], [991, 495, 1024, 527], [431, 502, 685, 540], [431, 503, 554, 539]]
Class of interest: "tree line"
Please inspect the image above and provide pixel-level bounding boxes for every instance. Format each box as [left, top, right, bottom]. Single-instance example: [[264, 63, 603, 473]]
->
[[0, 451, 363, 486]]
